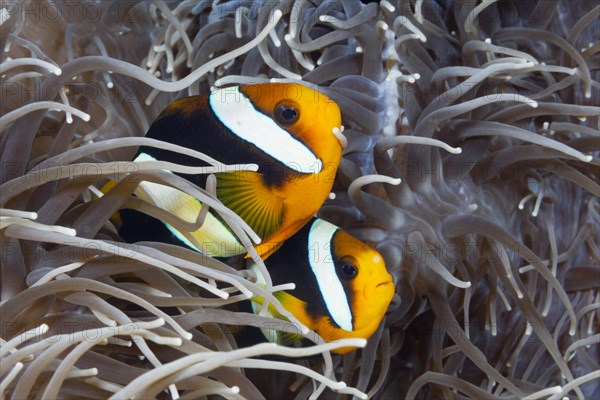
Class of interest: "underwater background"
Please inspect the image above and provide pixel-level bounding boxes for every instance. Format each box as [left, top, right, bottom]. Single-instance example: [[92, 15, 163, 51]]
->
[[0, 0, 598, 398]]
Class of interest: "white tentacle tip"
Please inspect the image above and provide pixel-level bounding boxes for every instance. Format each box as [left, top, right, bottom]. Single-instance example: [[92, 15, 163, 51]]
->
[[450, 278, 471, 289], [527, 100, 539, 108], [51, 67, 62, 76], [0, 8, 10, 26], [319, 15, 338, 24], [380, 0, 396, 12], [376, 21, 389, 32], [332, 126, 347, 149], [152, 318, 166, 327], [63, 227, 77, 236]]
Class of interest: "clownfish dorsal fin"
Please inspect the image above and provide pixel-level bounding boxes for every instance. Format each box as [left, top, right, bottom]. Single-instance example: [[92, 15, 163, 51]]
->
[[216, 171, 284, 245]]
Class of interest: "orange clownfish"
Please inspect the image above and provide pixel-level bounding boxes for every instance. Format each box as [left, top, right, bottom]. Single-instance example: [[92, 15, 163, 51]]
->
[[249, 218, 395, 354], [120, 83, 343, 258]]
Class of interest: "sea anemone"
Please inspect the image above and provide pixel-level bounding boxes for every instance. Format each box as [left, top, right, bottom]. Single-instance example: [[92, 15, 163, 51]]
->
[[1, 0, 598, 399]]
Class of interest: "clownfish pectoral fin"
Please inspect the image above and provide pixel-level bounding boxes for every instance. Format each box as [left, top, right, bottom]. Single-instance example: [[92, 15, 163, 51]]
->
[[216, 171, 284, 245], [247, 263, 311, 345], [98, 180, 123, 229], [100, 180, 118, 194], [276, 331, 305, 347], [271, 290, 311, 345], [271, 290, 311, 323]]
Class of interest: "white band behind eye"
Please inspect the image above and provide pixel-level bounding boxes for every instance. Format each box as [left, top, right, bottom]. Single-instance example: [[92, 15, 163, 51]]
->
[[308, 219, 353, 331], [209, 86, 322, 173]]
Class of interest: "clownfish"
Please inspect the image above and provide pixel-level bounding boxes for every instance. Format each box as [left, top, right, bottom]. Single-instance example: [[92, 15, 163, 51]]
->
[[248, 218, 395, 354], [120, 83, 343, 258]]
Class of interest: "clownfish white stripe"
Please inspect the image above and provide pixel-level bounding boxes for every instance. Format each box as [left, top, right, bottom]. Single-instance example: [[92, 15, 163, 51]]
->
[[308, 219, 353, 331], [209, 86, 322, 173]]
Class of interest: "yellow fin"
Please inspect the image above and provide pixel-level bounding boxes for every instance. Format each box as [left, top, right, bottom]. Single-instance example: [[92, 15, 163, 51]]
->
[[249, 290, 309, 346], [99, 180, 123, 229], [269, 291, 311, 346], [276, 331, 305, 347], [216, 171, 284, 244], [250, 241, 284, 260], [248, 263, 311, 341], [100, 180, 117, 194], [271, 291, 311, 323]]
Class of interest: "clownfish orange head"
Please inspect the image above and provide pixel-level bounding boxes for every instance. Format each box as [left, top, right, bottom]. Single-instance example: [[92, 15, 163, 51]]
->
[[249, 218, 395, 354], [117, 83, 343, 258]]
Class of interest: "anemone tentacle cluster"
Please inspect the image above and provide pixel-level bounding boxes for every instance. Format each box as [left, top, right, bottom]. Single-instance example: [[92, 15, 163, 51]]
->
[[0, 1, 598, 399]]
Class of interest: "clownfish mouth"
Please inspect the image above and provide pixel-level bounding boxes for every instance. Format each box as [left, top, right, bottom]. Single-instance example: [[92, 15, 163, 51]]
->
[[364, 280, 394, 298], [376, 280, 394, 289]]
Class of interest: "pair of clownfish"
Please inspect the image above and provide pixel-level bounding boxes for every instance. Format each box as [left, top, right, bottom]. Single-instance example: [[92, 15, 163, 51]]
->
[[114, 83, 394, 353]]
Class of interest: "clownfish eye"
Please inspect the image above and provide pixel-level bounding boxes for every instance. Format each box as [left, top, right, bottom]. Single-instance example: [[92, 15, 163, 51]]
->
[[274, 102, 299, 125], [337, 257, 358, 279]]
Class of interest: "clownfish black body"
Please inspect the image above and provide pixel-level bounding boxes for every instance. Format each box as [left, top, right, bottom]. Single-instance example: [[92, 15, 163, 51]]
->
[[249, 218, 395, 354], [120, 83, 343, 258]]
